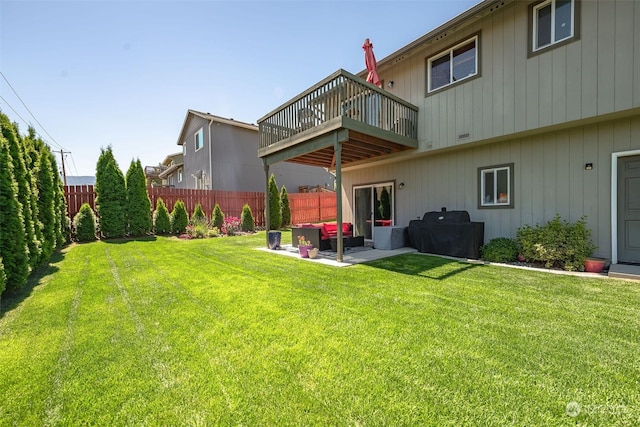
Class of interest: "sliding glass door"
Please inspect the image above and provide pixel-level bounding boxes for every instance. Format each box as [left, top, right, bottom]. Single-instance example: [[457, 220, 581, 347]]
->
[[353, 182, 394, 241]]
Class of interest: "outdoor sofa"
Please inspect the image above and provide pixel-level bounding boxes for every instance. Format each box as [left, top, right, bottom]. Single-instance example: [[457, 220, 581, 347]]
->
[[291, 222, 359, 251]]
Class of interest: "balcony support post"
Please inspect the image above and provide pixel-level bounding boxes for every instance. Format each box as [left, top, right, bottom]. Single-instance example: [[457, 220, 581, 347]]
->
[[334, 138, 343, 263], [263, 159, 270, 248]]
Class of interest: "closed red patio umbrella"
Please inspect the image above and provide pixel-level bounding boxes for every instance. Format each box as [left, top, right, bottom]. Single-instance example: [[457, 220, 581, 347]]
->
[[363, 38, 381, 87]]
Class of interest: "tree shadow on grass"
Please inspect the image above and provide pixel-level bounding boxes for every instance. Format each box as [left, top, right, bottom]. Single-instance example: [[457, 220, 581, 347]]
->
[[0, 250, 65, 319], [368, 253, 481, 281], [102, 235, 158, 245]]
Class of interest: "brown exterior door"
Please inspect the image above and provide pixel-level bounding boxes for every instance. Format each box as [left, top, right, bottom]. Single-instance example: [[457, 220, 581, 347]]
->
[[617, 155, 640, 264]]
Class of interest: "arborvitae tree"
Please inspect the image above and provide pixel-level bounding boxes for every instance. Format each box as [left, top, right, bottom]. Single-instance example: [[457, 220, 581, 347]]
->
[[51, 156, 68, 247], [211, 204, 224, 229], [125, 159, 152, 236], [280, 185, 291, 228], [0, 114, 41, 268], [0, 257, 6, 298], [73, 203, 97, 242], [36, 143, 56, 261], [95, 146, 127, 238], [22, 128, 44, 262], [240, 204, 255, 232], [171, 200, 188, 234], [153, 197, 171, 235], [268, 173, 281, 230], [0, 134, 30, 291], [380, 187, 391, 220], [192, 203, 207, 224], [57, 187, 71, 246]]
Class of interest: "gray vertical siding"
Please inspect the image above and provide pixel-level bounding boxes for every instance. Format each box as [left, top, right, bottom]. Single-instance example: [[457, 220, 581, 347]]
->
[[343, 116, 640, 259], [378, 0, 639, 152], [341, 0, 640, 258]]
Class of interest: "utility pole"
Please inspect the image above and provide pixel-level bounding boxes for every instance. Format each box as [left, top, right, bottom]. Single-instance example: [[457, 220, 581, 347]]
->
[[59, 149, 70, 186]]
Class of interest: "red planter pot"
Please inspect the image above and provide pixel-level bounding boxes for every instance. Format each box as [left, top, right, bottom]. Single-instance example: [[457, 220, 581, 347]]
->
[[584, 258, 606, 273]]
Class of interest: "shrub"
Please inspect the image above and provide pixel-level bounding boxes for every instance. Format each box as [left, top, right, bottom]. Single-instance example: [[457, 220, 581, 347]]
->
[[186, 222, 208, 239], [0, 133, 30, 291], [95, 146, 127, 238], [240, 204, 255, 232], [171, 200, 189, 234], [516, 215, 596, 271], [222, 216, 240, 236], [280, 186, 291, 227], [1, 113, 41, 269], [125, 159, 152, 236], [207, 227, 220, 238], [153, 198, 171, 235], [268, 174, 281, 230], [192, 203, 207, 224], [481, 237, 519, 263], [211, 204, 224, 230], [73, 203, 97, 242]]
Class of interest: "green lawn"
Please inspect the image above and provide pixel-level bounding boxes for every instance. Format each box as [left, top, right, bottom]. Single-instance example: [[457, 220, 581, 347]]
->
[[1, 232, 639, 426]]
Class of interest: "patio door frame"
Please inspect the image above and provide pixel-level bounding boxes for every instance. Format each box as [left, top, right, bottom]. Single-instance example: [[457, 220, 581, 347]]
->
[[353, 181, 396, 242]]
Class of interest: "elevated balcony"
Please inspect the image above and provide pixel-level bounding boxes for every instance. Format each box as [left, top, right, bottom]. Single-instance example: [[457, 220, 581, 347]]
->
[[258, 69, 418, 168]]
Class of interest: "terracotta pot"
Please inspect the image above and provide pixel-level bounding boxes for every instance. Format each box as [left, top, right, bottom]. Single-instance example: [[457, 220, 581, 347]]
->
[[584, 258, 606, 273]]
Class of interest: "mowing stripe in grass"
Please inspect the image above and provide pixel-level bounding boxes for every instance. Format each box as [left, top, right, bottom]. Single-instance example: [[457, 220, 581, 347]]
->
[[1, 235, 639, 425]]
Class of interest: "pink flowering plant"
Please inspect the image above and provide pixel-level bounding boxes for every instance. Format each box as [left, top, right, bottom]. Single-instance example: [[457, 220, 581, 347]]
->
[[222, 216, 241, 236]]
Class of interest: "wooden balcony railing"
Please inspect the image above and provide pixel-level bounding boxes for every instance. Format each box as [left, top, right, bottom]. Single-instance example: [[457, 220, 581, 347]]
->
[[258, 69, 418, 150]]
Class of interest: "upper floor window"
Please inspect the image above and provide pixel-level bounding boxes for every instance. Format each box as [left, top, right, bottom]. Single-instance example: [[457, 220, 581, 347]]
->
[[532, 0, 575, 52], [182, 143, 186, 156], [427, 35, 478, 93], [195, 128, 203, 151], [478, 163, 514, 209], [178, 168, 183, 183]]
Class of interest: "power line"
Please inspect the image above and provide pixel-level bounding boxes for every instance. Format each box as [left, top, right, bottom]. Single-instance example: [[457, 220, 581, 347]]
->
[[0, 94, 33, 129], [1, 94, 78, 180], [0, 70, 68, 152]]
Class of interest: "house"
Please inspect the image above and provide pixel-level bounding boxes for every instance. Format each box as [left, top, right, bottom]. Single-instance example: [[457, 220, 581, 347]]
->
[[258, 0, 640, 266], [169, 109, 334, 192], [154, 152, 184, 187]]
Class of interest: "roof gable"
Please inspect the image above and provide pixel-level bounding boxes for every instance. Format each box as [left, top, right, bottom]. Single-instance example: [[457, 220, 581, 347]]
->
[[176, 109, 258, 146]]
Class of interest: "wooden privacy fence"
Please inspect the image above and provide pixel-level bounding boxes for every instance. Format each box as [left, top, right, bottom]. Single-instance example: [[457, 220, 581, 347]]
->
[[64, 185, 336, 227]]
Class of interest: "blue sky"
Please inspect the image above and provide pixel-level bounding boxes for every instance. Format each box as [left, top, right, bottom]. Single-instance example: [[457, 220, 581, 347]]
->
[[1, 0, 479, 177]]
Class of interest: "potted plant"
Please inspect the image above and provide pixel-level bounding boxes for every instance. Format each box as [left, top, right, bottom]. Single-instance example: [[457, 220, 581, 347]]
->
[[297, 236, 313, 258], [307, 247, 319, 259]]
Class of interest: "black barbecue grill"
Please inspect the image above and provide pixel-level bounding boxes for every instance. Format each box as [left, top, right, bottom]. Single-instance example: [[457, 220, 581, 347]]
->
[[408, 209, 484, 259]]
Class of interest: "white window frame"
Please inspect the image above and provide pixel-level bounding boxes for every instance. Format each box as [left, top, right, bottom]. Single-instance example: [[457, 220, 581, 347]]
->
[[479, 164, 513, 209], [178, 168, 183, 183], [532, 0, 574, 52], [182, 143, 186, 156], [427, 35, 478, 93], [195, 128, 203, 152]]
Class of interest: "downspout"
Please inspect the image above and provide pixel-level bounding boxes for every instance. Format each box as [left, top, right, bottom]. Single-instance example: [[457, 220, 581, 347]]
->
[[208, 119, 214, 189]]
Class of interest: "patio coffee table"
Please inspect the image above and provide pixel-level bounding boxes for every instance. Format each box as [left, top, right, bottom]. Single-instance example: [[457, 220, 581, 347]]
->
[[329, 236, 365, 251]]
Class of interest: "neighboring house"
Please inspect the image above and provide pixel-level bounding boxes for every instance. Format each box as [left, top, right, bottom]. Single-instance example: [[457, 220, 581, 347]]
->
[[172, 109, 334, 192], [258, 0, 640, 265], [155, 152, 184, 187]]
